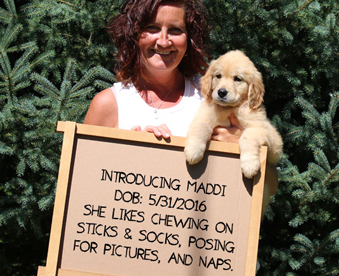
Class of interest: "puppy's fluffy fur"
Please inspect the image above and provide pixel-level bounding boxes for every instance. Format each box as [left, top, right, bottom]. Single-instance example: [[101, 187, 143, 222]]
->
[[184, 50, 283, 213]]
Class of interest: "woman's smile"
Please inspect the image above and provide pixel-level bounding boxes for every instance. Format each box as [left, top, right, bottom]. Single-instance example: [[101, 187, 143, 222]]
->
[[152, 49, 174, 56]]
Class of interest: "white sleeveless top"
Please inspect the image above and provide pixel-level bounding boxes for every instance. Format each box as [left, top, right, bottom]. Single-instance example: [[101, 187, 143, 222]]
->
[[111, 78, 203, 137]]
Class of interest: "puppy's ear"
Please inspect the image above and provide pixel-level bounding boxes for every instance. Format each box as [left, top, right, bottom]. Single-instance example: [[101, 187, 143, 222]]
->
[[248, 70, 265, 109], [200, 60, 215, 101]]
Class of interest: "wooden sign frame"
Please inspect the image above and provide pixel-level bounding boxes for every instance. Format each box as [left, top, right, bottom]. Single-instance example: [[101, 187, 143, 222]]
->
[[38, 121, 267, 276]]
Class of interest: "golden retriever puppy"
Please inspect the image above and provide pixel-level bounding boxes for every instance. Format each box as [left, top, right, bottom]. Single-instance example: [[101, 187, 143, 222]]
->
[[185, 50, 283, 179]]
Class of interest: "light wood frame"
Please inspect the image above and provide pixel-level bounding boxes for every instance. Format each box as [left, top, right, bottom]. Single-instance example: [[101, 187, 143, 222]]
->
[[38, 121, 267, 276]]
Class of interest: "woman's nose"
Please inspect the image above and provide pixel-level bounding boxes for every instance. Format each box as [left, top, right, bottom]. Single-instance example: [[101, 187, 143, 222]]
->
[[156, 29, 172, 47]]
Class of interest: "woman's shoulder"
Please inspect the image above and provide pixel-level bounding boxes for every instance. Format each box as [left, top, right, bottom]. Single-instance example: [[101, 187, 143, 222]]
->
[[83, 86, 118, 127], [186, 76, 203, 100], [192, 75, 201, 89], [91, 87, 116, 107]]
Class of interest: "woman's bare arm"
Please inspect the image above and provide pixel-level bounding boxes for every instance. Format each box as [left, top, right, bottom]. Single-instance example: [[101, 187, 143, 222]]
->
[[84, 88, 118, 128]]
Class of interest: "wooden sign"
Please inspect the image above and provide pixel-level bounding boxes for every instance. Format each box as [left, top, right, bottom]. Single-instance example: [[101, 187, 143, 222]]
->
[[38, 121, 267, 276]]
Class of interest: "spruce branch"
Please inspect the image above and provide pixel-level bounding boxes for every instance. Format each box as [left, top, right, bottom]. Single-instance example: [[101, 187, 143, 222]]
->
[[1, 24, 23, 50], [320, 164, 339, 189], [0, 45, 11, 79], [0, 0, 17, 25], [0, 140, 14, 155], [285, 125, 304, 141], [16, 157, 26, 177], [275, 0, 316, 26], [0, 7, 12, 25], [295, 97, 321, 126], [301, 230, 339, 270], [55, 0, 78, 8], [30, 50, 55, 69], [62, 58, 76, 83], [11, 48, 36, 78], [31, 73, 61, 98], [69, 86, 94, 99], [6, 41, 36, 53], [38, 193, 55, 211], [3, 0, 17, 16], [329, 92, 339, 119], [308, 162, 328, 180], [313, 149, 331, 172]]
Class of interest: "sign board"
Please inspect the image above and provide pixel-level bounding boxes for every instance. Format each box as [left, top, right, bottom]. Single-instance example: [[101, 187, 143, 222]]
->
[[38, 121, 267, 276]]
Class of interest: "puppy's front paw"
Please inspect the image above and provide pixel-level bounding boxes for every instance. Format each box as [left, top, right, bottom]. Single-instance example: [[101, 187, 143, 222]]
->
[[184, 142, 206, 165], [241, 155, 261, 178]]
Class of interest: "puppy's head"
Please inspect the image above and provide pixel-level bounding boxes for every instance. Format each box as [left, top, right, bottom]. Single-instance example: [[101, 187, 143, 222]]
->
[[200, 50, 264, 109]]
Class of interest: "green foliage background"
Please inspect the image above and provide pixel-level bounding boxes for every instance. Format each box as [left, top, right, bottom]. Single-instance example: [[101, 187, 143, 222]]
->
[[0, 0, 338, 275]]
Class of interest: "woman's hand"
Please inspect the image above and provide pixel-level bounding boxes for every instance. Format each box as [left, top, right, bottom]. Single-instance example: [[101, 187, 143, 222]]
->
[[211, 113, 243, 143], [131, 124, 171, 139]]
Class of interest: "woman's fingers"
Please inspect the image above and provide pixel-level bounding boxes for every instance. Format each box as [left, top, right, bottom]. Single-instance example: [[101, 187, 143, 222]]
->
[[132, 124, 171, 139], [229, 113, 242, 129], [131, 125, 142, 131], [211, 113, 243, 142], [211, 126, 242, 143]]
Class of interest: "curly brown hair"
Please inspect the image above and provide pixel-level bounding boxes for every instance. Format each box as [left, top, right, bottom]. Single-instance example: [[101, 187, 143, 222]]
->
[[107, 0, 210, 83]]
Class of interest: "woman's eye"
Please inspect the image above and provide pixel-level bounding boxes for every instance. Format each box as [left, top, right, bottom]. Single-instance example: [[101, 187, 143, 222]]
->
[[169, 28, 184, 35], [146, 25, 160, 33], [234, 76, 242, 82]]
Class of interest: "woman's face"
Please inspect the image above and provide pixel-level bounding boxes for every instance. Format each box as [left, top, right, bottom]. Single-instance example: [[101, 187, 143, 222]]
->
[[138, 4, 187, 77]]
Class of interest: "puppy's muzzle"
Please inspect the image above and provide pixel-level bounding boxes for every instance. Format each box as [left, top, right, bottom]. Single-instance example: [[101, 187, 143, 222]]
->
[[218, 88, 228, 98]]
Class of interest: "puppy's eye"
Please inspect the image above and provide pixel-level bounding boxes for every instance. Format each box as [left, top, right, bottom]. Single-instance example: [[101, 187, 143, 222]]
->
[[234, 76, 242, 82], [215, 74, 222, 79]]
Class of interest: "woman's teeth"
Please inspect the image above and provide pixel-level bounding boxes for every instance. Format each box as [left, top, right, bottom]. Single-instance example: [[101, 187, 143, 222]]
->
[[153, 50, 172, 55]]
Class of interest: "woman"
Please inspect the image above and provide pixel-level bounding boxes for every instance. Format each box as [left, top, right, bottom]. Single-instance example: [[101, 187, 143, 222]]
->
[[84, 0, 278, 201], [84, 0, 241, 142], [84, 0, 277, 198]]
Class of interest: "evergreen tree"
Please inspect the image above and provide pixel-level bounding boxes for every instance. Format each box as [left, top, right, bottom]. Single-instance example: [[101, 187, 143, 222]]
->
[[0, 0, 115, 274], [0, 0, 338, 275], [203, 0, 339, 274]]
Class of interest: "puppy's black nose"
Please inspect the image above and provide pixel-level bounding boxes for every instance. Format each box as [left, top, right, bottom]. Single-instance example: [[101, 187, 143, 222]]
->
[[218, 88, 228, 98]]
